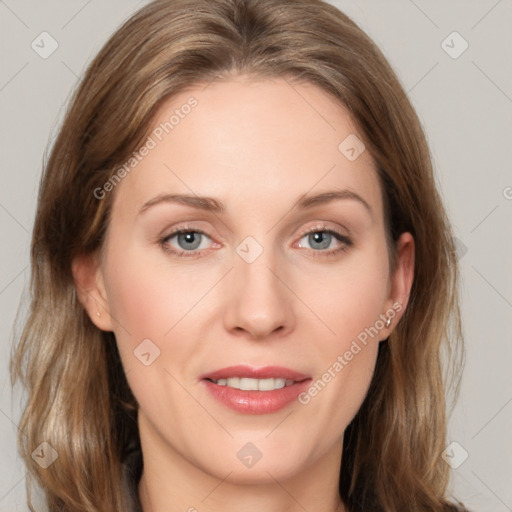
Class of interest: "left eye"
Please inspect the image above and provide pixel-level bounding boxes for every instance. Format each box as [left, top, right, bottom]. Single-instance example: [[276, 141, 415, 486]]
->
[[297, 229, 348, 252]]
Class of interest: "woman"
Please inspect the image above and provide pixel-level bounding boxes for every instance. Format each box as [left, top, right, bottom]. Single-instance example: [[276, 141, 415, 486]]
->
[[11, 0, 467, 510]]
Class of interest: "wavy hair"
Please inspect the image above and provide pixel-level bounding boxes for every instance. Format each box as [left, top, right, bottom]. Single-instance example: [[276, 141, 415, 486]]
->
[[11, 0, 466, 510]]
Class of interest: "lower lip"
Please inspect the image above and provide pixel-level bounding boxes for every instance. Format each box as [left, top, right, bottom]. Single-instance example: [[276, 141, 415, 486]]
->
[[201, 379, 311, 414]]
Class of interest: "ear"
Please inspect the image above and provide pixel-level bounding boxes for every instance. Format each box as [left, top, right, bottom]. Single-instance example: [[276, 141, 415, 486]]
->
[[71, 253, 114, 331], [380, 232, 415, 339]]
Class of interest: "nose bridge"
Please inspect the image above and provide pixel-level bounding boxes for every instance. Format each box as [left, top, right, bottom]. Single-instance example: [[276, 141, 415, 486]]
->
[[223, 235, 294, 338]]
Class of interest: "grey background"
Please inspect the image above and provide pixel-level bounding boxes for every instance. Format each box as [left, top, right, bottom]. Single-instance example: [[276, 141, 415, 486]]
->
[[1, 0, 511, 510]]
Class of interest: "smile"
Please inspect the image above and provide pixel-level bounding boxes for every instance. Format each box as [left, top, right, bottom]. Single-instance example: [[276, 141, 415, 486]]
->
[[200, 365, 312, 414]]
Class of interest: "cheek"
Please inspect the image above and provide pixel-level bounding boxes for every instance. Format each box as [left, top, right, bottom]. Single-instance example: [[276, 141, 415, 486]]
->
[[106, 268, 168, 340], [101, 238, 218, 386], [103, 240, 198, 341], [301, 244, 390, 345], [296, 242, 389, 417], [102, 246, 203, 414]]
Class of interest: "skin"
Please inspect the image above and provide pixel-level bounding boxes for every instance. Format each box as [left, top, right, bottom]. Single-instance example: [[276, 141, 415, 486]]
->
[[73, 76, 414, 512]]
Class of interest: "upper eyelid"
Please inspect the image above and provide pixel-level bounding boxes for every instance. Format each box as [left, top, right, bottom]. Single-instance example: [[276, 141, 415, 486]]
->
[[295, 221, 351, 238], [162, 221, 348, 236]]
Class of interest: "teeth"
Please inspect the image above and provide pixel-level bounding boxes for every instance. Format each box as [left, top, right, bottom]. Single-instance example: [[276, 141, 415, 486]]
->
[[258, 378, 278, 391], [226, 377, 240, 389], [211, 377, 296, 391], [240, 377, 259, 390]]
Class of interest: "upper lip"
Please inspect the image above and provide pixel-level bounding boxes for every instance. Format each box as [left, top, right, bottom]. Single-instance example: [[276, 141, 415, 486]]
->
[[200, 365, 310, 382]]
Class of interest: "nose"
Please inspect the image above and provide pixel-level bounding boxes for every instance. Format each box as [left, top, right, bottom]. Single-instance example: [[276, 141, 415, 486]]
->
[[223, 248, 295, 341]]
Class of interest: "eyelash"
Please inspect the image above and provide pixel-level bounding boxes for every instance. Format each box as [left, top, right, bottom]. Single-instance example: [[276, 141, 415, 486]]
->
[[158, 224, 353, 258]]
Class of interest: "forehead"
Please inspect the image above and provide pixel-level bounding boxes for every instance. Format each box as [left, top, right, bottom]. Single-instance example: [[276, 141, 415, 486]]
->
[[110, 77, 383, 222]]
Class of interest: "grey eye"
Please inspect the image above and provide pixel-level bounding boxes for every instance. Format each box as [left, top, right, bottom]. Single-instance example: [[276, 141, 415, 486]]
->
[[307, 231, 332, 250], [299, 231, 335, 251], [176, 231, 204, 250]]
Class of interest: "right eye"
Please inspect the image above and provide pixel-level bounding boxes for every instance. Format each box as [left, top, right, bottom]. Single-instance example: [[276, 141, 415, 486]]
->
[[160, 229, 215, 257]]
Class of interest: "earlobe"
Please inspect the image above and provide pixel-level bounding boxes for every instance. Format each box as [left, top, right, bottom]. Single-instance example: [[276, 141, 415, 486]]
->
[[71, 254, 113, 332]]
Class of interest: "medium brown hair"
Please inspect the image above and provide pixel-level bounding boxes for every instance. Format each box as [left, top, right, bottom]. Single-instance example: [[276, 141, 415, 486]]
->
[[11, 0, 466, 510]]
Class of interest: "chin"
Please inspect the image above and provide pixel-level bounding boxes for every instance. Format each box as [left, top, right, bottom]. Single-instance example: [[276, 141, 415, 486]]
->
[[196, 439, 313, 484], [210, 458, 307, 485]]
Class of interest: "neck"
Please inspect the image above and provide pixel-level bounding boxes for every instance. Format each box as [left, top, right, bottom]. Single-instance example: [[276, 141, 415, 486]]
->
[[138, 473, 346, 512]]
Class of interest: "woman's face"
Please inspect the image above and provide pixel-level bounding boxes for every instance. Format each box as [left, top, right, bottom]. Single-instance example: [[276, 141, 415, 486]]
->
[[78, 77, 413, 486]]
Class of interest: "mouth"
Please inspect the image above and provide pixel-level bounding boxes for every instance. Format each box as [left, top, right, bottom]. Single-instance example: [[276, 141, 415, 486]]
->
[[199, 365, 311, 414]]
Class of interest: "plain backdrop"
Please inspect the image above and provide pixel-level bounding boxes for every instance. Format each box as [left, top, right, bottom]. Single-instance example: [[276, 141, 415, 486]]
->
[[1, 1, 511, 510]]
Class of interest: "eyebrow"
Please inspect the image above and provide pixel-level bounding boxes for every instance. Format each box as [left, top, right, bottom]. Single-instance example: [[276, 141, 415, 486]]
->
[[138, 189, 372, 217]]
